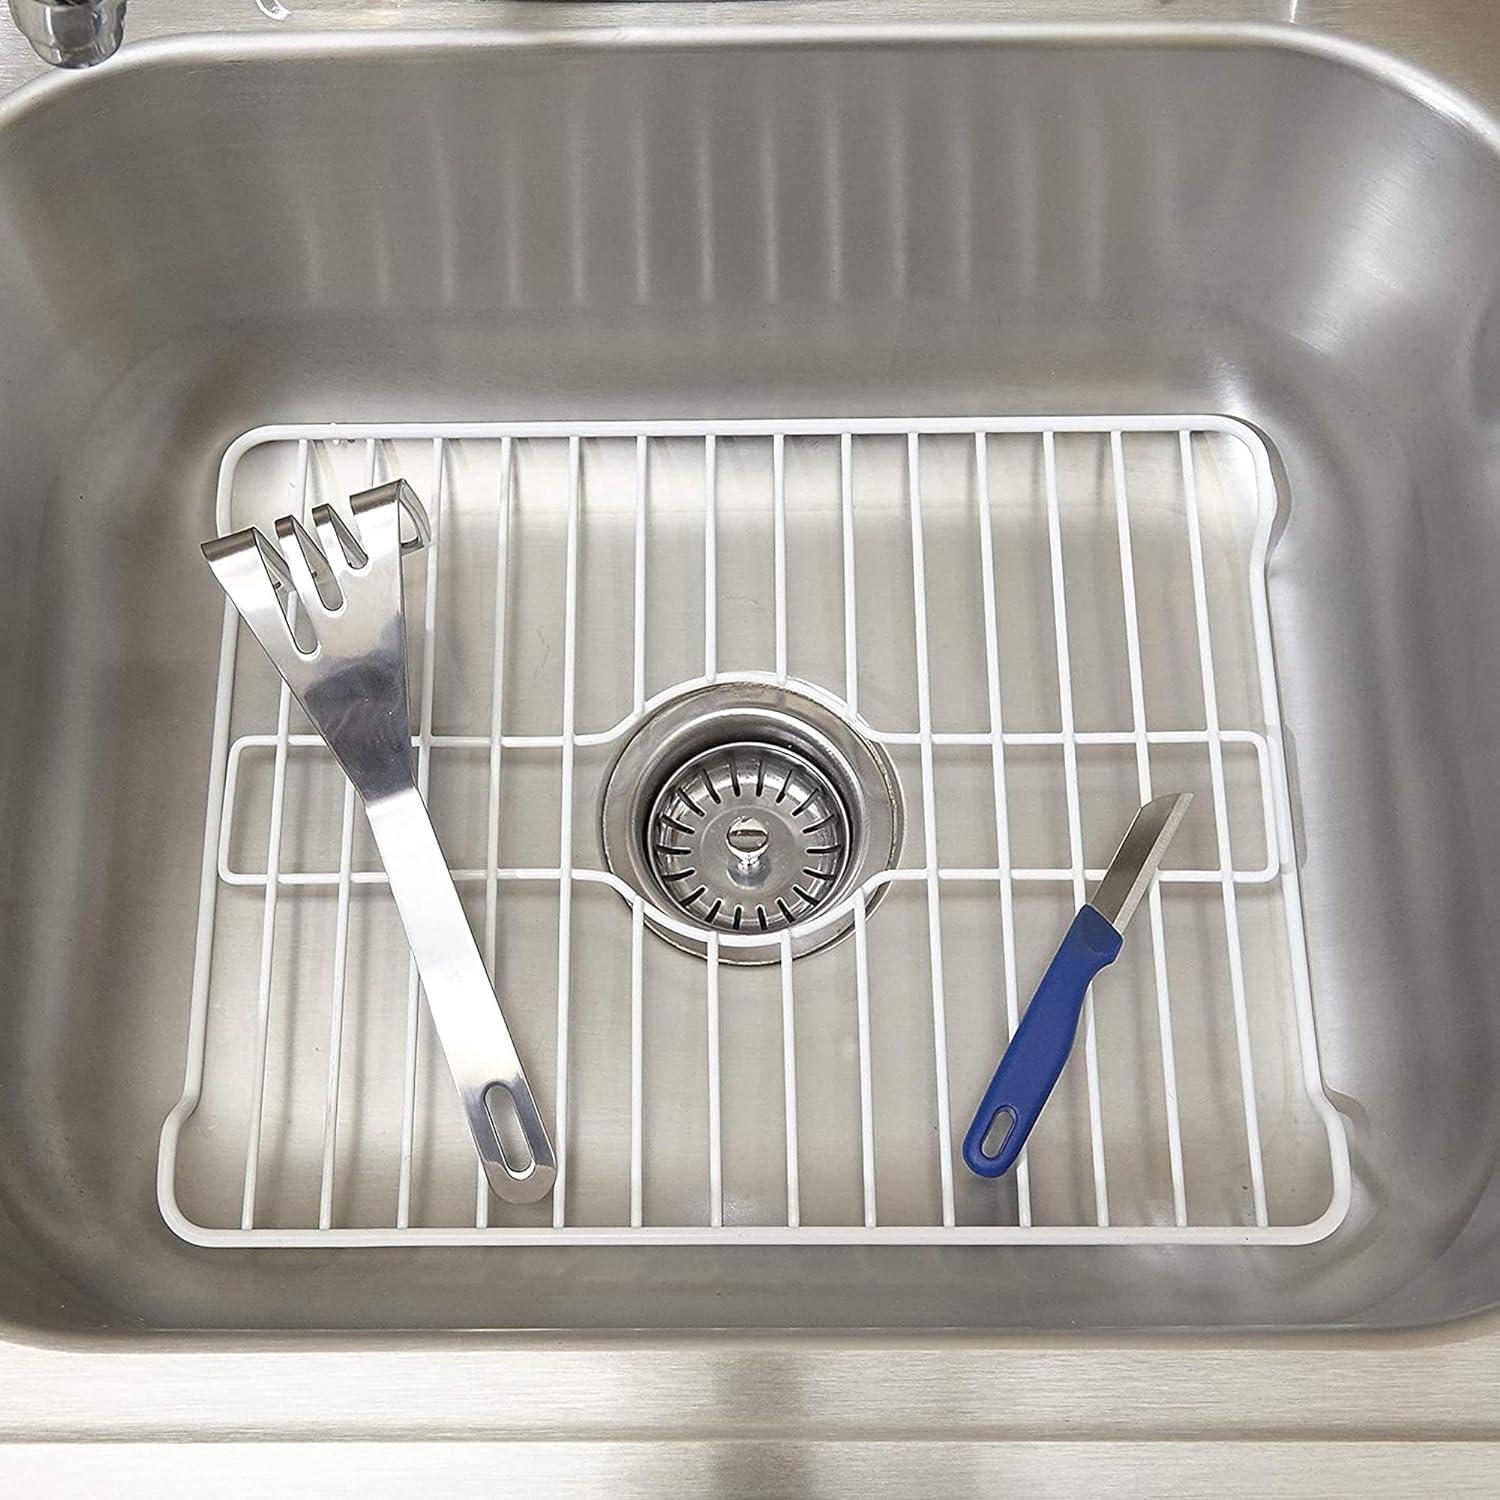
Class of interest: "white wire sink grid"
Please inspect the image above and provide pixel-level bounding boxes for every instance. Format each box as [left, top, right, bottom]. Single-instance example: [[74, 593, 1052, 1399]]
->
[[160, 416, 1351, 1247]]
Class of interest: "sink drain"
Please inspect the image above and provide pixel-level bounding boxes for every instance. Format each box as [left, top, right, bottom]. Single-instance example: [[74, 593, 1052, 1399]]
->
[[650, 742, 850, 934], [600, 681, 902, 963]]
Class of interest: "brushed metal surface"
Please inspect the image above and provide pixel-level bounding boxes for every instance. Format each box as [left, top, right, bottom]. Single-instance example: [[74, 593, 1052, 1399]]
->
[[5, 15, 1495, 1334], [3, 0, 1500, 1475], [7, 1439, 1500, 1496]]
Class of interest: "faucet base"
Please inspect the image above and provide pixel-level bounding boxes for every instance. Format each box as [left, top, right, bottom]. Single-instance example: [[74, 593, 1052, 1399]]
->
[[8, 0, 124, 67]]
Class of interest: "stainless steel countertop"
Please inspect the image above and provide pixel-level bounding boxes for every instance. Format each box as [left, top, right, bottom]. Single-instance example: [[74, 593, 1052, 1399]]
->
[[4, 2, 1500, 1490]]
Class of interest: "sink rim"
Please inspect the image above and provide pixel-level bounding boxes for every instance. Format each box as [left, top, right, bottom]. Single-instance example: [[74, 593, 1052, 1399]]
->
[[3, 14, 1499, 159]]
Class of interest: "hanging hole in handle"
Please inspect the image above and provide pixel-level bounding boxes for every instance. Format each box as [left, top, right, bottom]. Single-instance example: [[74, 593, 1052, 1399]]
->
[[483, 1082, 537, 1178], [979, 1106, 1018, 1161]]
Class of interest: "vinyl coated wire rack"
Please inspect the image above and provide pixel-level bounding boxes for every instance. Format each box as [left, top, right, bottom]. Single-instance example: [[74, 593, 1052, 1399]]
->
[[161, 416, 1350, 1247]]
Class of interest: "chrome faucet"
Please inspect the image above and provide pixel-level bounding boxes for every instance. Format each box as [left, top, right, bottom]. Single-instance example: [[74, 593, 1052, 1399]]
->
[[8, 0, 125, 66]]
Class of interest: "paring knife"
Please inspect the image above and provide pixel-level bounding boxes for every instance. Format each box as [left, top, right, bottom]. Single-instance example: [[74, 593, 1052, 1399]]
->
[[962, 791, 1192, 1179]]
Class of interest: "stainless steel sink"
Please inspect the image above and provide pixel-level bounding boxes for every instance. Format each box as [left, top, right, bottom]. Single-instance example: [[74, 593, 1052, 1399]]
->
[[2, 4, 1500, 1375]]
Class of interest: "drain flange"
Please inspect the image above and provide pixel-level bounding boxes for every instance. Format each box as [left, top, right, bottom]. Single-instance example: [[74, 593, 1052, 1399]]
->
[[600, 680, 902, 963]]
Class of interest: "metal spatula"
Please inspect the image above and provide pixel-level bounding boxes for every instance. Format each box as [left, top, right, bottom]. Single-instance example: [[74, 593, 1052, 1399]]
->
[[962, 792, 1192, 1179], [203, 480, 557, 1204]]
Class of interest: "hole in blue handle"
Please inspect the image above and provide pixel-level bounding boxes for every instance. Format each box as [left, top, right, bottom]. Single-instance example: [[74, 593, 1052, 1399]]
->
[[979, 1106, 1018, 1161]]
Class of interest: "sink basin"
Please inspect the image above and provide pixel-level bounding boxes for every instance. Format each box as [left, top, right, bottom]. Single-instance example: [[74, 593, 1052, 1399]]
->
[[1, 23, 1499, 1338]]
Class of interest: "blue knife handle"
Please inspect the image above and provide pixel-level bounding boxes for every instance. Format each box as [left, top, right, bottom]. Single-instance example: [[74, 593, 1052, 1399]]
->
[[962, 904, 1124, 1178]]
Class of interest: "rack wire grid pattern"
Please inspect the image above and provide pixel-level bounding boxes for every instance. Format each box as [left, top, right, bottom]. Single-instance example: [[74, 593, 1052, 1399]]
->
[[160, 415, 1351, 1247]]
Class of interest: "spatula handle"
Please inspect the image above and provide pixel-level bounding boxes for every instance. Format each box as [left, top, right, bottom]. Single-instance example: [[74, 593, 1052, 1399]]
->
[[962, 904, 1123, 1178], [366, 785, 557, 1204]]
